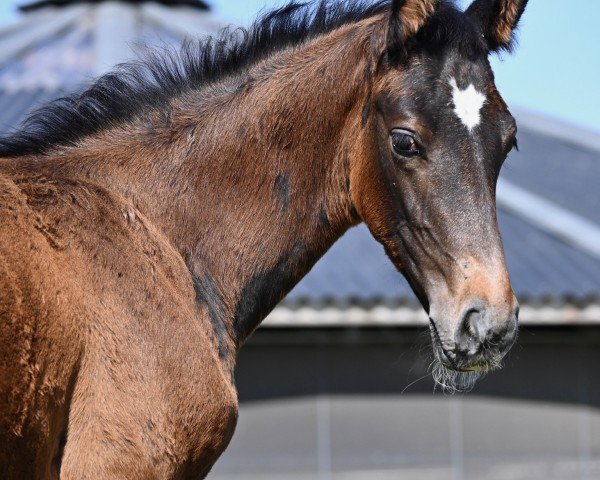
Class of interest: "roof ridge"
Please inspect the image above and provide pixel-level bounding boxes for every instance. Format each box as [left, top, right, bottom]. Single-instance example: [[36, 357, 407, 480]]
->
[[497, 178, 600, 261], [514, 107, 600, 154]]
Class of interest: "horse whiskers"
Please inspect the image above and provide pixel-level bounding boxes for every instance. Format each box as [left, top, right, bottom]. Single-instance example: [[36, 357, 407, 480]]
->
[[431, 362, 483, 394], [400, 371, 432, 394], [429, 354, 505, 394]]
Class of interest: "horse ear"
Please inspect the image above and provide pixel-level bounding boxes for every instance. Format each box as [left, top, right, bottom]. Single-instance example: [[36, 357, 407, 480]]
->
[[387, 0, 439, 54], [466, 0, 529, 52]]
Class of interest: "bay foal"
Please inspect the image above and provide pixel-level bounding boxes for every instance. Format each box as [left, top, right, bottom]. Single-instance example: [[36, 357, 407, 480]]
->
[[0, 0, 528, 477]]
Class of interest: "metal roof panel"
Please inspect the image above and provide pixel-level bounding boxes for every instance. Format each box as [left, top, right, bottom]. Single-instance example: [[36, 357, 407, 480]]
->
[[501, 127, 600, 225]]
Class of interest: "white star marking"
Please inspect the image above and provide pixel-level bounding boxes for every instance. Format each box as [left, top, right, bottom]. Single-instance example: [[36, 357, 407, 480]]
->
[[449, 78, 486, 131]]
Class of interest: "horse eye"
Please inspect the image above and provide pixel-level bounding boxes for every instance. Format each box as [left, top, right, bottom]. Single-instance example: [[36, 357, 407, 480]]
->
[[391, 130, 421, 157]]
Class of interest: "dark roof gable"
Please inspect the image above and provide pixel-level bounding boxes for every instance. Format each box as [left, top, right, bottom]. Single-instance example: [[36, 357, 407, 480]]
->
[[18, 0, 210, 12]]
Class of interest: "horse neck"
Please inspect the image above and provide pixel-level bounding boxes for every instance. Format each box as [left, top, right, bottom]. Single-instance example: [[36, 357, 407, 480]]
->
[[63, 21, 373, 357]]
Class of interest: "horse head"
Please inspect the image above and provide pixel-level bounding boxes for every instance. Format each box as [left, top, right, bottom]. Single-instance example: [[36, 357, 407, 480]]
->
[[351, 0, 527, 391]]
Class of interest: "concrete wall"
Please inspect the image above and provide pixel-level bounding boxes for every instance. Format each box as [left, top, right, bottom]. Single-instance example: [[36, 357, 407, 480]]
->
[[212, 327, 600, 480]]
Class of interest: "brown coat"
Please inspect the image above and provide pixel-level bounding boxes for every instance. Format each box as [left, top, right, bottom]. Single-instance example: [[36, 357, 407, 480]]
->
[[0, 172, 237, 478], [0, 0, 528, 476]]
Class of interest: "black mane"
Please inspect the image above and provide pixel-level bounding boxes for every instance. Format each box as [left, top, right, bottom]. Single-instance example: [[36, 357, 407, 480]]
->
[[0, 0, 476, 157]]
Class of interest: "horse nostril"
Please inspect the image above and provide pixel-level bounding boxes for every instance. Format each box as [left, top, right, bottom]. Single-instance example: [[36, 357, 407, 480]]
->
[[457, 303, 519, 355], [455, 307, 487, 358], [460, 307, 485, 343], [452, 300, 520, 365]]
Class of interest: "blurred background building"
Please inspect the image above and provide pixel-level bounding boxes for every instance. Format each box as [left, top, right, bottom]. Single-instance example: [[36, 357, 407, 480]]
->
[[0, 1, 599, 479]]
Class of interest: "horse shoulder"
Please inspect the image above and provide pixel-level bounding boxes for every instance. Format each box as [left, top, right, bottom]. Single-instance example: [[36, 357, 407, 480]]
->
[[0, 173, 83, 478], [0, 172, 237, 478]]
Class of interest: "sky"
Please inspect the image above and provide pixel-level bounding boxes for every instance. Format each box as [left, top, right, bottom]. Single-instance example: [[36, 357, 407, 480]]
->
[[0, 0, 598, 133]]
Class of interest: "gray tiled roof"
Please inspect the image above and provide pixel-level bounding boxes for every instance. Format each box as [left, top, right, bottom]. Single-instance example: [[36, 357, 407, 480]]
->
[[0, 90, 59, 134]]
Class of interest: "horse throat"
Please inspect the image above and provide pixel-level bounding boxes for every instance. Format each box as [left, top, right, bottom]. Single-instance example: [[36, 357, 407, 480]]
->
[[172, 28, 370, 352]]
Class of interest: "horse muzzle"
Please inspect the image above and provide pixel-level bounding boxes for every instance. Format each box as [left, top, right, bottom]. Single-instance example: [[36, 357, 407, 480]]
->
[[429, 297, 519, 372]]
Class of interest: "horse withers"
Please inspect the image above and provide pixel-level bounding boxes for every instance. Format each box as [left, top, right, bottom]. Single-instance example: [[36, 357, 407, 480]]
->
[[0, 0, 527, 477]]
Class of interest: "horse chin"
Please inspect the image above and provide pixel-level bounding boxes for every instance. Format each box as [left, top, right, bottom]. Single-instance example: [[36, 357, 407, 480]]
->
[[431, 362, 483, 394], [431, 356, 503, 394]]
